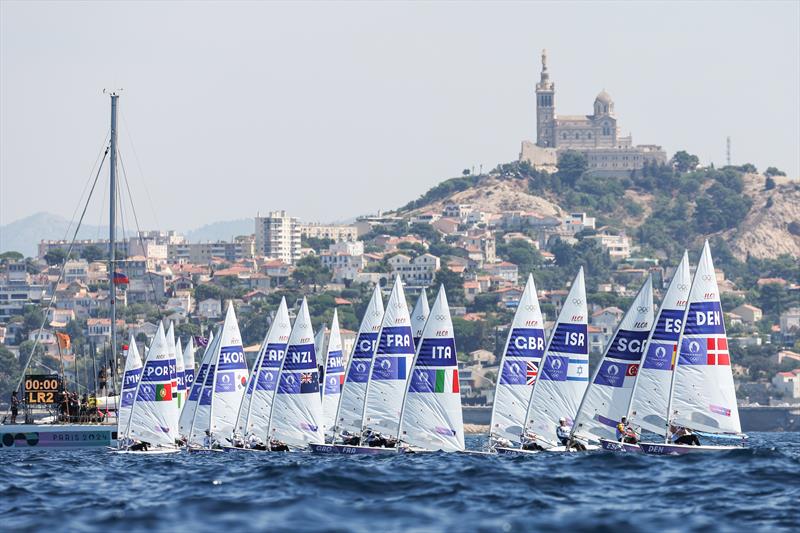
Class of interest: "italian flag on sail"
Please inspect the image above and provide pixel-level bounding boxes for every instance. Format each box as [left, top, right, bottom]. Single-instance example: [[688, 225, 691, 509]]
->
[[156, 383, 172, 401], [435, 369, 459, 393]]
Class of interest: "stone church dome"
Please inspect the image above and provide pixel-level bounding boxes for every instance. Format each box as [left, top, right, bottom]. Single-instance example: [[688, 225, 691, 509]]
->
[[595, 90, 613, 104]]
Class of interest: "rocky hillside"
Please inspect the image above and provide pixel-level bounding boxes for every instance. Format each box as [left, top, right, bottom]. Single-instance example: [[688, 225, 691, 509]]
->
[[397, 161, 799, 261]]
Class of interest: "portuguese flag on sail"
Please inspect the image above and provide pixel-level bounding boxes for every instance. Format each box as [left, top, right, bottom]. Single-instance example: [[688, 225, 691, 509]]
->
[[435, 369, 459, 393], [155, 383, 172, 401]]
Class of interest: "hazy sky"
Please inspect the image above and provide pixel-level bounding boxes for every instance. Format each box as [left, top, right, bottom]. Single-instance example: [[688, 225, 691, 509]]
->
[[2, 1, 798, 232]]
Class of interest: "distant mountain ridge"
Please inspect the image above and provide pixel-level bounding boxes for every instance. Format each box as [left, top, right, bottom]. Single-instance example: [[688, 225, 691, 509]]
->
[[0, 213, 256, 257]]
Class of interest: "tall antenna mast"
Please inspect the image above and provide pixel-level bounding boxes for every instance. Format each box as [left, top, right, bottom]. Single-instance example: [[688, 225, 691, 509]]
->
[[726, 136, 731, 166], [108, 90, 120, 380]]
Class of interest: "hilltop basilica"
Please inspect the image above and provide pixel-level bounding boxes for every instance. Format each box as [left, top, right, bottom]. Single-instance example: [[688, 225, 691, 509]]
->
[[520, 50, 667, 175]]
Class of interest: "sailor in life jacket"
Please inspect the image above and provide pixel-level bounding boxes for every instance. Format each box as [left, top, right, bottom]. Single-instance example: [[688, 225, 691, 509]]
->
[[615, 417, 638, 444]]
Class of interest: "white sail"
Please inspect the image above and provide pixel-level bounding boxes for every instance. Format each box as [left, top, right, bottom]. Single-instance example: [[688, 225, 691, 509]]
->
[[334, 285, 384, 437], [179, 331, 214, 439], [572, 276, 654, 442], [165, 323, 180, 439], [234, 298, 292, 439], [410, 291, 430, 348], [399, 286, 465, 451], [628, 253, 691, 434], [269, 298, 324, 447], [208, 303, 249, 440], [175, 338, 186, 411], [188, 332, 221, 446], [489, 273, 546, 444], [524, 268, 589, 446], [670, 241, 741, 434], [124, 323, 178, 447], [362, 275, 415, 439], [321, 309, 345, 440], [118, 334, 143, 435], [182, 337, 196, 402]]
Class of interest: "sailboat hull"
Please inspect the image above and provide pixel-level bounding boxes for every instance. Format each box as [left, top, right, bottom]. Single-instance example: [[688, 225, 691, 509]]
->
[[112, 447, 181, 455], [599, 439, 642, 453], [309, 443, 397, 455], [495, 446, 540, 456], [639, 442, 741, 455]]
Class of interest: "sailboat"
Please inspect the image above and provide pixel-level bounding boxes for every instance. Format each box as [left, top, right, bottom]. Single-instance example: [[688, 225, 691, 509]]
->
[[311, 286, 385, 454], [117, 334, 143, 436], [571, 276, 654, 449], [497, 268, 589, 455], [117, 323, 180, 453], [361, 275, 415, 441], [267, 297, 324, 449], [321, 309, 345, 441], [640, 241, 745, 454], [187, 303, 249, 451], [600, 253, 692, 452], [411, 291, 430, 349], [181, 338, 197, 408], [488, 273, 546, 448], [230, 298, 292, 450], [179, 330, 215, 440], [398, 286, 465, 452]]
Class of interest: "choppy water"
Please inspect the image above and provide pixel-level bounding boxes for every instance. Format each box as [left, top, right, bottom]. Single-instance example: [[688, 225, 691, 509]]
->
[[2, 433, 799, 532]]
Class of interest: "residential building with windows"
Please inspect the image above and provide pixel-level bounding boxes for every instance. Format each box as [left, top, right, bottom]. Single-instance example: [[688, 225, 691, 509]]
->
[[255, 211, 301, 264], [387, 253, 441, 288]]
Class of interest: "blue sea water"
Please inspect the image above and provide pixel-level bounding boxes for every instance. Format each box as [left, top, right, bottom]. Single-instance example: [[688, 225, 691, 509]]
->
[[1, 432, 799, 532]]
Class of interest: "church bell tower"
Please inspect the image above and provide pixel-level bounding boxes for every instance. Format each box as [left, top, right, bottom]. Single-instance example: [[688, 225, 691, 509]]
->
[[535, 49, 555, 148]]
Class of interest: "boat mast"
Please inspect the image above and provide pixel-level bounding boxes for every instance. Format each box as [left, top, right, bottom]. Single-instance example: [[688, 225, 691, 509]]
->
[[108, 92, 119, 392]]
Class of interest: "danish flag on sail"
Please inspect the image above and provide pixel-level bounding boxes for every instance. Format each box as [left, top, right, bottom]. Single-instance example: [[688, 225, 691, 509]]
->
[[706, 337, 730, 365]]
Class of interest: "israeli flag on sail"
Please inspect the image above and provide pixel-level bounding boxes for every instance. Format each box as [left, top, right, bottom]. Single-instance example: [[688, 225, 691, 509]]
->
[[572, 276, 654, 442], [124, 323, 178, 447], [181, 330, 214, 440], [208, 303, 249, 440], [117, 334, 143, 436], [234, 298, 291, 440], [411, 291, 430, 349], [165, 323, 180, 439], [334, 285, 384, 439], [269, 298, 324, 447], [399, 286, 465, 452], [187, 331, 220, 447], [490, 273, 546, 445], [524, 268, 589, 447], [671, 241, 741, 435], [628, 252, 690, 435], [362, 275, 415, 439], [321, 309, 345, 441]]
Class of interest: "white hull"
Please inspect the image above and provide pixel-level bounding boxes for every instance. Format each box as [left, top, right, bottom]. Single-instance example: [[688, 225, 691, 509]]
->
[[639, 442, 742, 455], [495, 446, 540, 456], [309, 443, 397, 455], [113, 447, 180, 455], [1, 424, 115, 450]]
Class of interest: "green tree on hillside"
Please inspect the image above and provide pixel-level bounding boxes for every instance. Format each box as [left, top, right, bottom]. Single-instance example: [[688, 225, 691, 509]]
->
[[556, 150, 587, 187], [672, 151, 700, 173], [433, 267, 465, 306]]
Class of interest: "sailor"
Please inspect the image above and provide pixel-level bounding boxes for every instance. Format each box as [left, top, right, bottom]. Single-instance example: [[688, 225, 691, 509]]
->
[[270, 437, 290, 452], [10, 391, 19, 424], [129, 440, 150, 452], [230, 432, 245, 448], [616, 417, 639, 444], [339, 430, 360, 446], [492, 435, 514, 449], [203, 429, 219, 449], [246, 433, 267, 450], [521, 430, 545, 451], [557, 417, 587, 451], [669, 424, 701, 446]]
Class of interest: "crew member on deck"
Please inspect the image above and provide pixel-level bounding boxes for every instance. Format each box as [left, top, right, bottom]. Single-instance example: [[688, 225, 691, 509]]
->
[[616, 417, 639, 444], [557, 417, 587, 451], [669, 424, 701, 446], [10, 391, 19, 424], [521, 430, 545, 451]]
